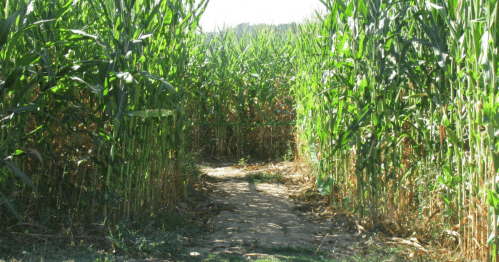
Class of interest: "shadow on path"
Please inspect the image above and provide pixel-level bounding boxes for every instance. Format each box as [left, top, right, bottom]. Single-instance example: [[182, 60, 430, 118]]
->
[[185, 162, 369, 260]]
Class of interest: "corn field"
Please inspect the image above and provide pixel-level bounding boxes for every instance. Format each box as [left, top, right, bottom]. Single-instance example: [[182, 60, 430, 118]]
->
[[1, 0, 499, 260], [185, 24, 296, 159], [294, 0, 499, 260], [0, 0, 207, 225]]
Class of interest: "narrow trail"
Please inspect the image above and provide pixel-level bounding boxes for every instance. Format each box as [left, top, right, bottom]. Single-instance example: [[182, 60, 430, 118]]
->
[[185, 161, 381, 261]]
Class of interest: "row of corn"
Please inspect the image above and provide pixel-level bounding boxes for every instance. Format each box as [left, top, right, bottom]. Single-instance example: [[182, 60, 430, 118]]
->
[[2, 0, 498, 259], [293, 0, 498, 260]]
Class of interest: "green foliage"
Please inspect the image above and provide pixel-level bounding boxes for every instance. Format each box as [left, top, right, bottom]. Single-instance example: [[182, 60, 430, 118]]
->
[[239, 156, 249, 166], [293, 0, 499, 259], [185, 24, 297, 159], [108, 216, 199, 259], [2, 0, 497, 259], [198, 243, 403, 262], [0, 0, 207, 226], [1, 213, 204, 261], [246, 172, 284, 184]]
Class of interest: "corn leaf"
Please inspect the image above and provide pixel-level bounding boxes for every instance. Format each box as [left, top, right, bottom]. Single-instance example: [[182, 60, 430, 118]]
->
[[1, 160, 36, 190]]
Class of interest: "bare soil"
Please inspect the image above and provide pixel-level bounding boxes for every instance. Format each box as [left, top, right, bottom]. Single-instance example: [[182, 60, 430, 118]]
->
[[184, 161, 390, 261]]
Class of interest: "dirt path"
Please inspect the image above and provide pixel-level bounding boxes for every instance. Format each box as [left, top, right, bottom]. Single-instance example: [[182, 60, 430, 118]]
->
[[185, 161, 379, 261]]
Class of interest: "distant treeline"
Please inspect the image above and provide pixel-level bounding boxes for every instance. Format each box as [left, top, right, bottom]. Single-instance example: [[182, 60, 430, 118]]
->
[[202, 22, 299, 44]]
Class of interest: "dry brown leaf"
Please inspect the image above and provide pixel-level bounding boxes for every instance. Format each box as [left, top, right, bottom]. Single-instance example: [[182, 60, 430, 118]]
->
[[25, 147, 43, 167], [384, 236, 428, 252]]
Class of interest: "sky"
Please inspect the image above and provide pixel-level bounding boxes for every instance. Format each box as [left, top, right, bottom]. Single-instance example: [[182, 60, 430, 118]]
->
[[198, 0, 326, 32]]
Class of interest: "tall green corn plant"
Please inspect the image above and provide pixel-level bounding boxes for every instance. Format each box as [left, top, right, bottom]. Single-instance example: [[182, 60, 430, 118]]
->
[[0, 0, 75, 222], [70, 0, 209, 222], [296, 0, 499, 260], [448, 0, 499, 259], [420, 0, 499, 259], [292, 0, 372, 212], [482, 0, 499, 259], [1, 0, 208, 226], [0, 2, 31, 222], [186, 25, 296, 158]]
